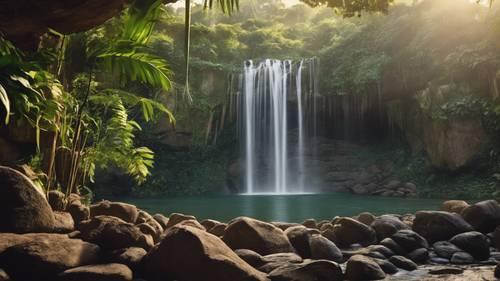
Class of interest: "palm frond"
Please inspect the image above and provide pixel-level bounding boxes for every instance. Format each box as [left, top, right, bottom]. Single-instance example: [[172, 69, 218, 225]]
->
[[122, 0, 164, 44], [96, 41, 172, 91]]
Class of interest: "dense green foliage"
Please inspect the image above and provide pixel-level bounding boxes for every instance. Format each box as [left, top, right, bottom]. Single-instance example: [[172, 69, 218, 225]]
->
[[2, 0, 500, 199]]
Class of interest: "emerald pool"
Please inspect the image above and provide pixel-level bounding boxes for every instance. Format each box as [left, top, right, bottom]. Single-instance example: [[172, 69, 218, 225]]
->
[[116, 193, 444, 223]]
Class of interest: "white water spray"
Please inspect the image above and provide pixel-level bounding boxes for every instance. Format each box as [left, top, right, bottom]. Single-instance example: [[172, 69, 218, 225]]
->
[[240, 59, 318, 194]]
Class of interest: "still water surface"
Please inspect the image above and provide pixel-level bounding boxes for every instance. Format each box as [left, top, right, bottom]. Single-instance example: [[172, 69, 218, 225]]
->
[[117, 193, 443, 223]]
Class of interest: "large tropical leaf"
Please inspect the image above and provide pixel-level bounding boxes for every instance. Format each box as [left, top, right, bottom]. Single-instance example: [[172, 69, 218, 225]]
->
[[121, 0, 164, 44], [96, 41, 172, 91]]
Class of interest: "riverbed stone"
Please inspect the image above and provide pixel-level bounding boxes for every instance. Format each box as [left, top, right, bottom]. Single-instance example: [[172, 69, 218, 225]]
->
[[357, 212, 376, 225], [433, 241, 462, 259], [260, 253, 303, 273], [450, 251, 475, 264], [107, 247, 147, 271], [165, 213, 197, 229], [391, 229, 428, 252], [441, 200, 469, 214], [152, 214, 169, 229], [412, 211, 473, 243], [208, 222, 227, 237], [268, 260, 343, 281], [235, 249, 266, 268], [90, 201, 139, 223], [78, 215, 154, 250], [302, 219, 317, 229], [309, 234, 343, 262], [372, 258, 398, 274], [0, 166, 55, 233], [0, 234, 100, 280], [68, 202, 90, 224], [345, 255, 386, 281], [407, 248, 429, 263], [58, 263, 133, 281], [333, 217, 377, 247], [449, 231, 490, 260], [53, 211, 75, 233], [388, 255, 418, 271], [367, 245, 395, 258], [223, 216, 295, 255], [461, 200, 500, 233], [142, 225, 269, 281], [48, 190, 66, 211], [284, 226, 311, 258], [371, 215, 409, 241], [380, 237, 406, 255]]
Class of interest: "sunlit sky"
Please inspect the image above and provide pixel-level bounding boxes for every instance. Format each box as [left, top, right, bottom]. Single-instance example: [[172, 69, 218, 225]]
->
[[171, 0, 300, 8]]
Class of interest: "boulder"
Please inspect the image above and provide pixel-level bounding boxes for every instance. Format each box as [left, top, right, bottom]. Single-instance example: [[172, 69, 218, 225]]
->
[[495, 263, 500, 278], [0, 166, 55, 233], [321, 228, 338, 244], [390, 229, 428, 252], [461, 200, 500, 233], [135, 212, 163, 243], [223, 217, 294, 255], [68, 203, 90, 224], [235, 249, 265, 268], [357, 212, 376, 225], [90, 201, 138, 223], [345, 255, 385, 281], [208, 222, 227, 237], [0, 233, 66, 254], [58, 263, 133, 281], [372, 258, 398, 274], [272, 222, 301, 231], [78, 215, 154, 250], [407, 248, 429, 263], [200, 219, 221, 230], [412, 211, 473, 243], [284, 226, 311, 258], [152, 214, 169, 229], [441, 200, 469, 214], [107, 247, 147, 271], [0, 234, 100, 280], [450, 251, 475, 264], [371, 215, 410, 241], [449, 231, 490, 260], [259, 253, 303, 273], [366, 245, 395, 258], [142, 225, 269, 281], [302, 219, 317, 229], [380, 237, 406, 255], [388, 255, 417, 271], [53, 211, 75, 233], [309, 234, 343, 262], [268, 260, 343, 281], [165, 213, 197, 229], [48, 190, 66, 211], [433, 241, 462, 259], [333, 217, 377, 247]]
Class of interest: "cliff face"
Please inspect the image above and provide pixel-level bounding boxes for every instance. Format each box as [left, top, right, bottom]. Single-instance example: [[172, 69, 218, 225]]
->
[[0, 0, 177, 51]]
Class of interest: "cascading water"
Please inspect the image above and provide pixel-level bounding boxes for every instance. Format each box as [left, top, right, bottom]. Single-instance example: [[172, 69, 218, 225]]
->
[[239, 58, 319, 194], [296, 60, 304, 192]]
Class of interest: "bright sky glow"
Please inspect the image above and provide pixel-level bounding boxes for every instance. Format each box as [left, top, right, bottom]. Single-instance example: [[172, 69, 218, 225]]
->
[[171, 0, 300, 8]]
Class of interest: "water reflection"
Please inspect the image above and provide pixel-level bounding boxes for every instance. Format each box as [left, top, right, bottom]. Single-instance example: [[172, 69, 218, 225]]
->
[[120, 193, 442, 223]]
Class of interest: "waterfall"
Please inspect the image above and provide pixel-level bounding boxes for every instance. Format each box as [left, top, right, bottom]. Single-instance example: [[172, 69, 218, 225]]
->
[[240, 59, 318, 194], [296, 60, 305, 192]]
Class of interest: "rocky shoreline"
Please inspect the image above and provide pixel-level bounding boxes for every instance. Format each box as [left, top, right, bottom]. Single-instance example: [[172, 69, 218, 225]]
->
[[1, 166, 500, 281]]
